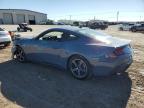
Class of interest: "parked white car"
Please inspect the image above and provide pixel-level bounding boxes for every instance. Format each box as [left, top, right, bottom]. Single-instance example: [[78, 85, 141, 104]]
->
[[119, 23, 135, 31], [0, 28, 11, 47]]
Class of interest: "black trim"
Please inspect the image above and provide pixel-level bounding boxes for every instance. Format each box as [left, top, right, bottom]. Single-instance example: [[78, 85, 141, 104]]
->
[[0, 41, 11, 45]]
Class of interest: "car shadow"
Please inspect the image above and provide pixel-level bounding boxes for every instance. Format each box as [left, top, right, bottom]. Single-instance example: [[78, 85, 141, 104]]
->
[[0, 46, 5, 49], [131, 31, 144, 34], [0, 60, 132, 108]]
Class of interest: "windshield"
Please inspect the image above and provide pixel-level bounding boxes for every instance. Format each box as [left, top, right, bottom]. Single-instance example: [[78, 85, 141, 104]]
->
[[0, 28, 4, 31]]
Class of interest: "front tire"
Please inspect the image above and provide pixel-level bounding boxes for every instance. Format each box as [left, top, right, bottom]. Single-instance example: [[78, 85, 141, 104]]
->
[[131, 28, 136, 32], [120, 27, 123, 31], [30, 28, 32, 32], [68, 55, 91, 79], [15, 47, 26, 62], [4, 43, 10, 47]]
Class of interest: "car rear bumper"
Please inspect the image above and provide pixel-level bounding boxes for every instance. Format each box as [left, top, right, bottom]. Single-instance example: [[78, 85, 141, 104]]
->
[[91, 54, 133, 76]]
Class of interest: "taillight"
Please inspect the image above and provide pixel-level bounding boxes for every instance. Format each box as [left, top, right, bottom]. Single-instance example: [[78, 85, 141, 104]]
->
[[105, 47, 126, 59], [114, 47, 124, 55]]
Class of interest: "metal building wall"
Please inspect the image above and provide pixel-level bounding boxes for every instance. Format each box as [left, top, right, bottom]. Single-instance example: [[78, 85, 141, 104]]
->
[[3, 13, 13, 24], [0, 9, 47, 24], [16, 14, 25, 24]]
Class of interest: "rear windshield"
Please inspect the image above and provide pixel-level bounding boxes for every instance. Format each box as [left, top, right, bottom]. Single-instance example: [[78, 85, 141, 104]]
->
[[78, 28, 111, 43], [78, 28, 110, 38], [0, 28, 4, 31], [129, 24, 134, 26]]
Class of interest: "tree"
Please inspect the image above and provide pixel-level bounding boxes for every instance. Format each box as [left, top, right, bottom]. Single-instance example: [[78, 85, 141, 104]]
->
[[46, 19, 54, 25]]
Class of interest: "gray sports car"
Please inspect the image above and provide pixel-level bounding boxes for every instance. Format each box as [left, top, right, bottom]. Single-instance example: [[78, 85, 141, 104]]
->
[[12, 27, 133, 79]]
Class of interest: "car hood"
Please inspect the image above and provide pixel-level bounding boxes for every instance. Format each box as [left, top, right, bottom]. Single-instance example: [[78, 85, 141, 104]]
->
[[14, 35, 34, 40]]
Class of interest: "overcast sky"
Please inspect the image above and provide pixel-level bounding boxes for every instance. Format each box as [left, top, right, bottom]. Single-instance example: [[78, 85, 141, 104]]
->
[[0, 0, 144, 21]]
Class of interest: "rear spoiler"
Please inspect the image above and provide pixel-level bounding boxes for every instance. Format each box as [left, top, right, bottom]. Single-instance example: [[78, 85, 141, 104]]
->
[[114, 40, 131, 48]]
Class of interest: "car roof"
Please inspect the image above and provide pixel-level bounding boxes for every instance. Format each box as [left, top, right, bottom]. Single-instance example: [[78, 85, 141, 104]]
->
[[48, 26, 88, 33], [35, 26, 86, 39], [47, 26, 109, 38]]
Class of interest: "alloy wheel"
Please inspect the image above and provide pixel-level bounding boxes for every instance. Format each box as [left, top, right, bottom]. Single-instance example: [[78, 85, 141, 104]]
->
[[15, 47, 25, 62], [70, 58, 88, 79]]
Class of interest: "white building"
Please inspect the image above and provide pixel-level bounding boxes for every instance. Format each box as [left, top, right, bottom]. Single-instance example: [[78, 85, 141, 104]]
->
[[0, 9, 47, 24]]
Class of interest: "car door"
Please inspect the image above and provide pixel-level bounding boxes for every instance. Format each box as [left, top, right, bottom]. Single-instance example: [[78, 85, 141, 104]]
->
[[140, 24, 144, 30], [26, 30, 64, 65]]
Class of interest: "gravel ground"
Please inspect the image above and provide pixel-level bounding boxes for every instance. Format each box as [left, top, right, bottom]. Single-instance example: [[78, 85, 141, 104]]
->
[[0, 25, 144, 108]]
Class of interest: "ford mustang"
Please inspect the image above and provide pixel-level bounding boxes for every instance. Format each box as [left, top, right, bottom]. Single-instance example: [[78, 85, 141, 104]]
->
[[12, 27, 133, 79]]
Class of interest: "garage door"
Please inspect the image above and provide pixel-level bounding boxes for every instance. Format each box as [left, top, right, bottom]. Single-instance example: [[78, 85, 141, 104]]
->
[[3, 13, 13, 24], [28, 15, 35, 24], [0, 19, 3, 24], [28, 15, 35, 20], [16, 14, 25, 24]]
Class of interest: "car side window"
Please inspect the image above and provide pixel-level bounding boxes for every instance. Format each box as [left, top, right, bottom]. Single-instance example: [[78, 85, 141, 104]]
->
[[0, 28, 4, 31], [39, 31, 63, 41], [61, 33, 78, 41]]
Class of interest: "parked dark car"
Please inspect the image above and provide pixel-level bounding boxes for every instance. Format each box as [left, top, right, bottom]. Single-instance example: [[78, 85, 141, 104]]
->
[[17, 23, 32, 32], [89, 22, 108, 30], [130, 23, 144, 32], [12, 27, 133, 79]]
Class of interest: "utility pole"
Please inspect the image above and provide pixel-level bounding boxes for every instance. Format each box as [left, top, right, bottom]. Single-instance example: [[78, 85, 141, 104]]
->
[[94, 16, 96, 21], [117, 11, 119, 22], [69, 15, 72, 24], [140, 16, 142, 21]]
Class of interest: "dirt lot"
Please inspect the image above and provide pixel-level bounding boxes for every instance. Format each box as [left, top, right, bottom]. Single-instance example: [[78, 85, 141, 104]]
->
[[0, 25, 144, 108]]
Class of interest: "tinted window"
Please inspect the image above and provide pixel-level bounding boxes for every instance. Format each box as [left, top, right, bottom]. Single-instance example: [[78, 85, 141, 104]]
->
[[61, 33, 78, 41], [39, 30, 78, 41], [129, 24, 134, 26], [0, 28, 4, 31], [39, 31, 63, 41]]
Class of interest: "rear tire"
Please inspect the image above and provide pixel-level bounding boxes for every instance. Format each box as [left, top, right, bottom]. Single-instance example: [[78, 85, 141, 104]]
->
[[68, 55, 92, 79], [17, 27, 20, 32], [131, 28, 136, 32], [101, 27, 105, 30], [30, 28, 32, 32], [24, 29, 27, 32]]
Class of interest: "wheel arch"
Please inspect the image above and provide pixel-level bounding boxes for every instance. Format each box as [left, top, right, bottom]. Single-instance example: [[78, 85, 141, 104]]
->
[[66, 54, 91, 69], [13, 45, 22, 54]]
